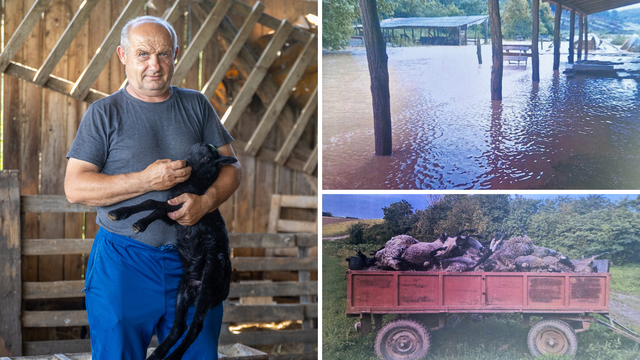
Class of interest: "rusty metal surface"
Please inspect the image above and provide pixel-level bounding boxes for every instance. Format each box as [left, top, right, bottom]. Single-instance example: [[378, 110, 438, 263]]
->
[[346, 271, 610, 315]]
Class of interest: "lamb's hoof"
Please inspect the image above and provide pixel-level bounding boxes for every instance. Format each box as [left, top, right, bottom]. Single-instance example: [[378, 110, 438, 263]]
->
[[131, 223, 142, 234], [106, 211, 118, 221]]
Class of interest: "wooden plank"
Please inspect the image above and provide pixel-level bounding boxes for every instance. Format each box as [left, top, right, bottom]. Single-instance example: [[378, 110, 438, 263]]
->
[[244, 36, 317, 155], [277, 219, 316, 233], [222, 304, 316, 322], [227, 0, 309, 44], [0, 0, 52, 73], [202, 1, 265, 99], [171, 0, 233, 85], [22, 280, 317, 299], [23, 280, 85, 299], [268, 353, 317, 360], [253, 160, 276, 233], [302, 144, 317, 174], [280, 195, 317, 209], [267, 195, 282, 233], [5, 62, 109, 103], [295, 234, 317, 248], [219, 329, 317, 346], [22, 239, 94, 256], [220, 19, 293, 131], [230, 233, 296, 248], [229, 281, 317, 297], [22, 311, 88, 327], [233, 154, 256, 233], [22, 195, 96, 213], [0, 171, 22, 356], [70, 0, 146, 100], [33, 0, 101, 86], [22, 339, 91, 356], [232, 257, 317, 271], [275, 86, 317, 165]]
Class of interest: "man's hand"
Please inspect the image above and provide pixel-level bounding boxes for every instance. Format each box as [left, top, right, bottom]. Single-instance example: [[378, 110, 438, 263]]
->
[[167, 193, 213, 226], [143, 159, 192, 192]]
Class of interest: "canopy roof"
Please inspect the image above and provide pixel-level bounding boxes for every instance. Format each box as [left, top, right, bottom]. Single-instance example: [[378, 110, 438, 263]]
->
[[378, 15, 489, 29], [543, 0, 640, 15]]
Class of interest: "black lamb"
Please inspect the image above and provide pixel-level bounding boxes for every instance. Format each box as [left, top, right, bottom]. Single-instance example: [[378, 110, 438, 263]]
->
[[106, 142, 237, 360]]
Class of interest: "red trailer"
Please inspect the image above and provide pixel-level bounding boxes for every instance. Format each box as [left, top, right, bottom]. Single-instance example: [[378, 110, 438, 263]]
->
[[346, 270, 640, 359]]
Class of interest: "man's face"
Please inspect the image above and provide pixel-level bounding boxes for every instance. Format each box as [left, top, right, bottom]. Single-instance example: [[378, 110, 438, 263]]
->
[[117, 22, 177, 102]]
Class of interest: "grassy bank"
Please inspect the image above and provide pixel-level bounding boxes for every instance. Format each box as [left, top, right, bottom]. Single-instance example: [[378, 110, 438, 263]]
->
[[323, 239, 640, 360], [610, 265, 640, 298], [322, 219, 383, 238]]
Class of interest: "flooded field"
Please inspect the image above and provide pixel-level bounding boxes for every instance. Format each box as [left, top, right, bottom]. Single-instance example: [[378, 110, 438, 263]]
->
[[322, 44, 640, 189]]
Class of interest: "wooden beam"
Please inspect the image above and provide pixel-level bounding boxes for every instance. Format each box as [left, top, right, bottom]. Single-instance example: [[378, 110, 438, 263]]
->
[[22, 195, 96, 213], [302, 144, 318, 174], [222, 304, 316, 323], [70, 0, 146, 101], [279, 195, 317, 209], [553, 2, 562, 71], [568, 9, 575, 64], [232, 257, 317, 271], [577, 15, 583, 60], [23, 280, 85, 299], [23, 340, 91, 356], [219, 329, 317, 346], [244, 36, 318, 155], [201, 2, 265, 99], [4, 61, 109, 103], [0, 171, 22, 356], [275, 87, 317, 165], [33, 0, 101, 86], [532, 0, 540, 82], [277, 220, 316, 233], [220, 19, 293, 131], [22, 239, 94, 255], [488, 0, 502, 101], [0, 0, 52, 74], [584, 16, 588, 59], [22, 311, 88, 327], [171, 0, 233, 86]]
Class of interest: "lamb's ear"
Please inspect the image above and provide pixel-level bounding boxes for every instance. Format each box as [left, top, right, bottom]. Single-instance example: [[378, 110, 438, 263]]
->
[[216, 155, 238, 165]]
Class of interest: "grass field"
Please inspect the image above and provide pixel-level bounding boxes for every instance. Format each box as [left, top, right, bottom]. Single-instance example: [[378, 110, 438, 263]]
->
[[322, 218, 383, 238], [322, 238, 640, 360]]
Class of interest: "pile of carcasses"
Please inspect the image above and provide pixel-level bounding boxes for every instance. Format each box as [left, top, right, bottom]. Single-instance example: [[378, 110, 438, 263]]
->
[[348, 230, 607, 273]]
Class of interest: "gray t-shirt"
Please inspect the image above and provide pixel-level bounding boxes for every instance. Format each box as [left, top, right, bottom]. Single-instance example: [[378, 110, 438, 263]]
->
[[67, 86, 234, 247]]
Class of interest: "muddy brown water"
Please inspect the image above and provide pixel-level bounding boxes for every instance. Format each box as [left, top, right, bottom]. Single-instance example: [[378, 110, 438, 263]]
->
[[322, 45, 640, 189]]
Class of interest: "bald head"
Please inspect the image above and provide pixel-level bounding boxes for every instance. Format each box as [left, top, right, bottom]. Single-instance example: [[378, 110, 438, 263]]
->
[[121, 16, 178, 56]]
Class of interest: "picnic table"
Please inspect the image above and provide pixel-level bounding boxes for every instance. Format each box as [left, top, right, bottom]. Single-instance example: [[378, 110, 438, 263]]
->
[[503, 44, 532, 66]]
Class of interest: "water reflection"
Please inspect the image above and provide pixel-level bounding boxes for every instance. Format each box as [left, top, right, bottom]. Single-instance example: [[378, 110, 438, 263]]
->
[[322, 45, 640, 189]]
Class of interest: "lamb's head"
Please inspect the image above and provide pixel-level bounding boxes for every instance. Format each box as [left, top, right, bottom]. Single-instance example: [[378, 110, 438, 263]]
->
[[185, 143, 238, 183]]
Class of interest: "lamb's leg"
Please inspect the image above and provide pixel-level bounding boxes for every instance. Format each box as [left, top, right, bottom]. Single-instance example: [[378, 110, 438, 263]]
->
[[106, 199, 165, 221], [130, 208, 171, 233], [147, 280, 197, 360]]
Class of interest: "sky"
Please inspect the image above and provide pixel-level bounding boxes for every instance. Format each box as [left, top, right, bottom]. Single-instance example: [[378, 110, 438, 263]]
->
[[322, 193, 640, 219]]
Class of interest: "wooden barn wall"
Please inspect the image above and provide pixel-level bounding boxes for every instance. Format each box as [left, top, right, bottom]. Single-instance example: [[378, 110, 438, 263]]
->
[[2, 0, 318, 344]]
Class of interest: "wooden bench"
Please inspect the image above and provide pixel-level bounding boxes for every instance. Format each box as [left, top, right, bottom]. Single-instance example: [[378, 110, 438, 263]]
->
[[503, 44, 532, 66], [0, 171, 318, 358]]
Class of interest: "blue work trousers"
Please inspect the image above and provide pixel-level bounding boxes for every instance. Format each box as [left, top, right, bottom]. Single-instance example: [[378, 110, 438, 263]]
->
[[85, 228, 223, 360]]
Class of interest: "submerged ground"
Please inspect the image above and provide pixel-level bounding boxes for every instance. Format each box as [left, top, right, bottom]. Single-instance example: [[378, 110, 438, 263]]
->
[[322, 44, 640, 189]]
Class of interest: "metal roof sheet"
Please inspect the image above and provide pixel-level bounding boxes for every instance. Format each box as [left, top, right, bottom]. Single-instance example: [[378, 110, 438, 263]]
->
[[379, 15, 489, 29], [543, 0, 640, 15]]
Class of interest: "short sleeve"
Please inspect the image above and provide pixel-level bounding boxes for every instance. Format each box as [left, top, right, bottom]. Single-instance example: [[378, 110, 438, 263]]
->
[[66, 102, 110, 169], [199, 93, 234, 147]]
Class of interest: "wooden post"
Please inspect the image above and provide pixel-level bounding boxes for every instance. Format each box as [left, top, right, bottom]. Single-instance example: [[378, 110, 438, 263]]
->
[[584, 16, 588, 60], [488, 0, 503, 101], [484, 20, 488, 44], [358, 0, 392, 155], [0, 171, 22, 356], [477, 38, 482, 64], [553, 2, 562, 71], [577, 15, 583, 61], [532, 0, 540, 82], [568, 9, 575, 64]]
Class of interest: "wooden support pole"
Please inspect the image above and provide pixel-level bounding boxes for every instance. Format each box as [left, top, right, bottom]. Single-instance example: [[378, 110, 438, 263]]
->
[[553, 2, 562, 71], [477, 39, 482, 64], [532, 0, 540, 82], [584, 16, 589, 60], [488, 0, 502, 101], [0, 171, 22, 356], [484, 20, 488, 44], [568, 9, 575, 64], [577, 15, 583, 61], [358, 0, 392, 155]]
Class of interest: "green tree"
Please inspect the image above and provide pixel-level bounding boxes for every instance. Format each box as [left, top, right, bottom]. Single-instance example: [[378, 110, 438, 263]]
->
[[322, 0, 397, 50], [382, 200, 416, 236], [502, 0, 532, 39]]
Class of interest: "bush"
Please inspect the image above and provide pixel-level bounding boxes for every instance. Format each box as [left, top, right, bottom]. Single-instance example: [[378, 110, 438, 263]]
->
[[348, 222, 367, 244], [611, 35, 629, 46]]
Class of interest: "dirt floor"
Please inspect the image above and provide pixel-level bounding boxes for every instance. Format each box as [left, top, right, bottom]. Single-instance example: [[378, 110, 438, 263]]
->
[[609, 292, 640, 330], [322, 234, 350, 241]]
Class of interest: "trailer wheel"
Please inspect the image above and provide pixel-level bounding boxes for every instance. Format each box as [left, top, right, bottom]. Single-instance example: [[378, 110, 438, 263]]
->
[[374, 319, 430, 360], [527, 319, 578, 357]]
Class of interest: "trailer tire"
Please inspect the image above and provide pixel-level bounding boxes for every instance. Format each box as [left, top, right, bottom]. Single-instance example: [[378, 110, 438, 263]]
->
[[527, 319, 578, 357], [374, 319, 430, 360]]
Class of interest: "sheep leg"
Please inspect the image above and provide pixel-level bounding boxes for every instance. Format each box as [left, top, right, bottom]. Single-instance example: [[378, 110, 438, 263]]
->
[[148, 278, 198, 360], [131, 207, 176, 233]]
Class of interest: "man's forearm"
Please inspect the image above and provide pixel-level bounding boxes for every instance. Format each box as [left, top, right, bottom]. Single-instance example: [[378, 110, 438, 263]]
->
[[202, 162, 242, 212], [65, 171, 151, 207]]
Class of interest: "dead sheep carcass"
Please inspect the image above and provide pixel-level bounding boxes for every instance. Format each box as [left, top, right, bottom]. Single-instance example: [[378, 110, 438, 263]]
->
[[374, 235, 419, 270]]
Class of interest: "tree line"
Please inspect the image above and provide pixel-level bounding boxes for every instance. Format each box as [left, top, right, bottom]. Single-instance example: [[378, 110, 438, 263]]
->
[[349, 194, 640, 263], [323, 0, 556, 50]]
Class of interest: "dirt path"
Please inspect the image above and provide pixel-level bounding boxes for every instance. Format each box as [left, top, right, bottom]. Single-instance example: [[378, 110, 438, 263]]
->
[[323, 235, 350, 241], [609, 292, 640, 329]]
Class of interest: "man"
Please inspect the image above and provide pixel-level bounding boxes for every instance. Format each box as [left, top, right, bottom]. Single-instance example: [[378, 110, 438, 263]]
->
[[64, 15, 242, 360]]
